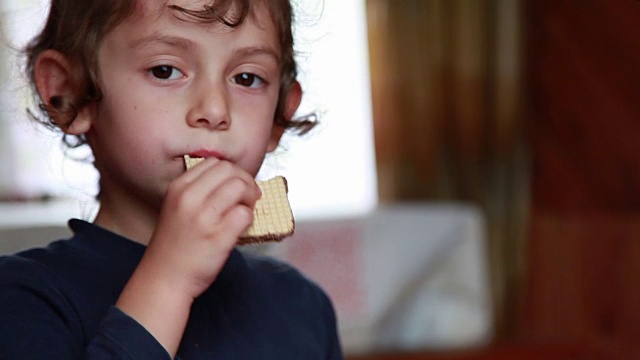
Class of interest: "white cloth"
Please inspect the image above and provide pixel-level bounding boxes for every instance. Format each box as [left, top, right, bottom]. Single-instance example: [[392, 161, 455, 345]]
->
[[263, 204, 493, 355]]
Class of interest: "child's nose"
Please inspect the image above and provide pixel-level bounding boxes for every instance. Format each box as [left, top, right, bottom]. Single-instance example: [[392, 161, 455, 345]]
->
[[187, 84, 231, 130]]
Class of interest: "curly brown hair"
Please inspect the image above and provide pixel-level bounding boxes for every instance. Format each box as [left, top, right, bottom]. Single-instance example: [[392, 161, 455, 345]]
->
[[25, 0, 316, 149]]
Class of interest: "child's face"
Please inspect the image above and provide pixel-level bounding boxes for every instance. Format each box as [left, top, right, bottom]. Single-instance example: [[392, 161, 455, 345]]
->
[[87, 0, 284, 204]]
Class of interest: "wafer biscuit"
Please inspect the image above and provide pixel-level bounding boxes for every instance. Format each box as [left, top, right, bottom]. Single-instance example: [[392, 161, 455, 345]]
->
[[183, 155, 295, 244]]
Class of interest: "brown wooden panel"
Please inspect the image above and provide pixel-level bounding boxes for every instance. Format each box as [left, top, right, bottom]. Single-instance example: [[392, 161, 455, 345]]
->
[[519, 215, 640, 359], [521, 1, 640, 358], [527, 0, 640, 213]]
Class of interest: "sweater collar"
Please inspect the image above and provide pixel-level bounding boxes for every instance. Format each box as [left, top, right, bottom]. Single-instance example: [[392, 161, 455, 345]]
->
[[68, 219, 247, 281]]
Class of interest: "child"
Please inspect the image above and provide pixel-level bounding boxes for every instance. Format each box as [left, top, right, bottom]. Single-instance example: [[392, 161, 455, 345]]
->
[[0, 0, 343, 359]]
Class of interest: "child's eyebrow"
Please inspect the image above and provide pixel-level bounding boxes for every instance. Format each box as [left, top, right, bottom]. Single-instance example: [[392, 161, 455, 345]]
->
[[129, 33, 194, 51], [233, 46, 280, 63]]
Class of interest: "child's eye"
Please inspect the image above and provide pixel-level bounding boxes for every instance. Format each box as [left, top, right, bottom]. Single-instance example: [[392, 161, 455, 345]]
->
[[149, 65, 184, 80], [231, 73, 264, 88]]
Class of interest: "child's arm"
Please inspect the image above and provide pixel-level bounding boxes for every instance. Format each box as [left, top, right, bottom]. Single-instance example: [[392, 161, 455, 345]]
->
[[115, 158, 261, 357], [0, 257, 170, 359]]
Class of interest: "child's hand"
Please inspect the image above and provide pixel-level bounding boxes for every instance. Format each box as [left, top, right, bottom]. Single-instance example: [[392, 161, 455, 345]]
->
[[115, 158, 260, 356], [146, 157, 261, 299]]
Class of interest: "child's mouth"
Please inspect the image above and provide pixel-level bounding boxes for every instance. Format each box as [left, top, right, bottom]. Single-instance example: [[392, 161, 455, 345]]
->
[[185, 150, 226, 161]]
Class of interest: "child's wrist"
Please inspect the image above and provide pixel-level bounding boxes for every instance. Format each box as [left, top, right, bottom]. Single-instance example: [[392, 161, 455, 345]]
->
[[116, 259, 194, 357]]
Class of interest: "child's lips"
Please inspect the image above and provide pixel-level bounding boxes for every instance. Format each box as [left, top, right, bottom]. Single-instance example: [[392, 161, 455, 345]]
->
[[186, 150, 226, 161]]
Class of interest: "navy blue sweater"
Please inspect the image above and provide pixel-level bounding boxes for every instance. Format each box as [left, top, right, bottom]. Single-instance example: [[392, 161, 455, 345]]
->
[[0, 219, 343, 359]]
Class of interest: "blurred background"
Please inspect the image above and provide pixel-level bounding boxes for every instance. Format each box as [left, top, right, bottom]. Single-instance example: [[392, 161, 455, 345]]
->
[[2, 0, 640, 359], [361, 0, 640, 359]]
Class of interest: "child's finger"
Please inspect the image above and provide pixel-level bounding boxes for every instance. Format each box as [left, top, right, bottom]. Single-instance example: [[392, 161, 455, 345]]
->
[[181, 158, 258, 196], [202, 176, 261, 217], [218, 205, 255, 238], [171, 159, 255, 209]]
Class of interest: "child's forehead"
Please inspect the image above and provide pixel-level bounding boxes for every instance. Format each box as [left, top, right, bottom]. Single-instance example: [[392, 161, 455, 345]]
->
[[132, 0, 264, 16], [133, 0, 171, 16], [111, 0, 280, 50], [124, 0, 278, 36]]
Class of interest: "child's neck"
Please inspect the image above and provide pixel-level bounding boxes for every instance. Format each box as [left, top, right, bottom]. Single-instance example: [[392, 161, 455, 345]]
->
[[92, 194, 159, 246]]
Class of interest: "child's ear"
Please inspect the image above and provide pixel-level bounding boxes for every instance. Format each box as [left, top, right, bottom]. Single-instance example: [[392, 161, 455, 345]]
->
[[33, 50, 93, 135], [267, 81, 302, 152]]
